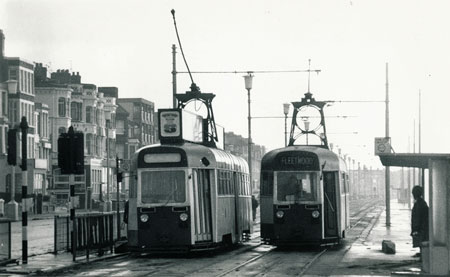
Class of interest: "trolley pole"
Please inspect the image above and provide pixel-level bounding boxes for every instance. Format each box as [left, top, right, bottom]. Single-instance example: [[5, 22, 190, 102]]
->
[[19, 117, 28, 264], [385, 62, 391, 226]]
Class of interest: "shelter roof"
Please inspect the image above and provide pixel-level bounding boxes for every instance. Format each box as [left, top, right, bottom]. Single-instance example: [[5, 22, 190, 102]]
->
[[378, 153, 450, 168]]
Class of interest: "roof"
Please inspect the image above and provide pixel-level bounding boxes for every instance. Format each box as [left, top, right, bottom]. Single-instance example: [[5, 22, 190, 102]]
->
[[261, 145, 344, 171], [378, 153, 450, 168]]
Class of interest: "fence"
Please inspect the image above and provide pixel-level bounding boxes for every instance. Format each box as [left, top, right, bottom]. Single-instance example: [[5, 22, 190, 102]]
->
[[54, 211, 126, 259], [0, 219, 12, 265]]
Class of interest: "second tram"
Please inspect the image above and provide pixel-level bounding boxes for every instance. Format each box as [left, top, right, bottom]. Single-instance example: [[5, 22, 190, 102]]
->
[[127, 142, 253, 252], [260, 145, 350, 246]]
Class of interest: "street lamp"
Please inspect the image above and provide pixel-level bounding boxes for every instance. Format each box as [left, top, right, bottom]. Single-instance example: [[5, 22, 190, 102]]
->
[[243, 73, 253, 192], [283, 103, 290, 146], [105, 114, 112, 212]]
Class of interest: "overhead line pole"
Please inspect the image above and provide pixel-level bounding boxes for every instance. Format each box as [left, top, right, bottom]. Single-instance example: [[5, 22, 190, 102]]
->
[[385, 63, 391, 227]]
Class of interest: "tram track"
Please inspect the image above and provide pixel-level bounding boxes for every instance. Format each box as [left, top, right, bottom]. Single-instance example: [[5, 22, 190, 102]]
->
[[44, 198, 386, 276], [142, 199, 384, 276]]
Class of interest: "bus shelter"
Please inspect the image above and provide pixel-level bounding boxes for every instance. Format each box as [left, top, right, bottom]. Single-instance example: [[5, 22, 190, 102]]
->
[[378, 153, 450, 276]]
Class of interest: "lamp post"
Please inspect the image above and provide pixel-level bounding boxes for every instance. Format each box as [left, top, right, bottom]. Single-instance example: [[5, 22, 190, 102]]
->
[[244, 73, 253, 192], [105, 116, 112, 212], [283, 103, 290, 146]]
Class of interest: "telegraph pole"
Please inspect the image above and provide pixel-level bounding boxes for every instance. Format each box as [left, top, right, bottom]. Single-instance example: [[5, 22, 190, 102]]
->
[[385, 63, 391, 226], [19, 117, 28, 264]]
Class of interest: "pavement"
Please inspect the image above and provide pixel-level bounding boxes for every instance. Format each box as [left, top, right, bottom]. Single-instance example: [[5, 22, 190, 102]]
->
[[323, 200, 426, 277], [0, 201, 432, 276]]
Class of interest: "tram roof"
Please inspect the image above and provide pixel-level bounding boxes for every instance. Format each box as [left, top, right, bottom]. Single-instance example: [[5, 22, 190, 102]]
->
[[139, 142, 249, 173], [262, 145, 345, 171], [378, 153, 450, 169]]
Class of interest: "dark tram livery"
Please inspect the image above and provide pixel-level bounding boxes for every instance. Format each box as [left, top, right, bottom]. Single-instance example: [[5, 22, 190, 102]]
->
[[127, 108, 252, 252], [260, 146, 349, 246], [260, 92, 350, 246]]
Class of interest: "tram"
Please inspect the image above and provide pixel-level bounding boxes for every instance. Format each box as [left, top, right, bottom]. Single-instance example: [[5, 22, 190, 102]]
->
[[127, 109, 253, 252], [260, 146, 349, 246], [260, 92, 350, 246]]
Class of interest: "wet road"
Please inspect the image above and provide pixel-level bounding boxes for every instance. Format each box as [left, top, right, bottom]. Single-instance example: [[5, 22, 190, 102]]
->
[[11, 217, 54, 259]]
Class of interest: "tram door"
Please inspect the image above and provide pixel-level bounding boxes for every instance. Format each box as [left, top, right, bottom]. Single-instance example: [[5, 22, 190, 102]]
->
[[323, 172, 338, 237], [193, 169, 213, 242], [233, 172, 242, 242]]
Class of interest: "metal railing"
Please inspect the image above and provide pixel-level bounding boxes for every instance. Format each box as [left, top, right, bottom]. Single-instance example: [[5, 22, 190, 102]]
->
[[54, 211, 126, 260], [0, 219, 12, 265]]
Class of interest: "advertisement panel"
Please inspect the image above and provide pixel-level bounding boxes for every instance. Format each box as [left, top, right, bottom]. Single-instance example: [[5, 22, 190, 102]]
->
[[159, 110, 181, 138]]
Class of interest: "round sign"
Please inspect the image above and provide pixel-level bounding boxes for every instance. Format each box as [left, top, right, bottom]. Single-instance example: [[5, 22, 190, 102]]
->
[[377, 144, 386, 153]]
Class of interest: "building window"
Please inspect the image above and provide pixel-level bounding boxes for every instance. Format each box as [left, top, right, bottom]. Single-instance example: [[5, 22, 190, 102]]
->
[[58, 98, 66, 117], [71, 102, 82, 121], [86, 134, 93, 155], [37, 114, 41, 136], [2, 91, 7, 116], [20, 70, 24, 91], [9, 69, 17, 80], [86, 106, 92, 123], [116, 120, 124, 135]]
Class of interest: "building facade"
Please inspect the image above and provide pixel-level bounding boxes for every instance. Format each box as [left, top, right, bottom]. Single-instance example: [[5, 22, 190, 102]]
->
[[35, 65, 117, 210], [224, 131, 266, 195], [117, 98, 157, 158]]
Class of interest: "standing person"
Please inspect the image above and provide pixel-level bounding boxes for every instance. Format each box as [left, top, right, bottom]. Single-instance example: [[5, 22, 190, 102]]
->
[[123, 200, 129, 224], [411, 185, 429, 258], [251, 194, 259, 221]]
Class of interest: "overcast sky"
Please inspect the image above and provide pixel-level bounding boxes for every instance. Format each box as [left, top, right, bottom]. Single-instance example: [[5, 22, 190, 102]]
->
[[2, 0, 449, 169]]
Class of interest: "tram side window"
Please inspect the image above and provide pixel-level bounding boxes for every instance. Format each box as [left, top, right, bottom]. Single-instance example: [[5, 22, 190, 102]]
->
[[340, 173, 345, 194], [218, 171, 224, 195], [345, 174, 349, 193], [218, 170, 233, 196], [261, 171, 273, 196], [227, 171, 234, 195], [141, 171, 186, 203]]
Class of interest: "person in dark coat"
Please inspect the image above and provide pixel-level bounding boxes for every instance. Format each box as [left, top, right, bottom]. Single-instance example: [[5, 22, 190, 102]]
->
[[123, 200, 129, 224], [251, 195, 259, 221], [411, 186, 429, 257]]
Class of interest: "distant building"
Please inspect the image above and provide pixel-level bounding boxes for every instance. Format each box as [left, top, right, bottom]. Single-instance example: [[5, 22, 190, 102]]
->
[[224, 131, 266, 194], [117, 98, 157, 155]]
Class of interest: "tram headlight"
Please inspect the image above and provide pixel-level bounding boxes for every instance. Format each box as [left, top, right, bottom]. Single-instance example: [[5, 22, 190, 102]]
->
[[311, 210, 320, 218], [140, 214, 149, 223], [276, 211, 285, 219], [179, 213, 189, 221]]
